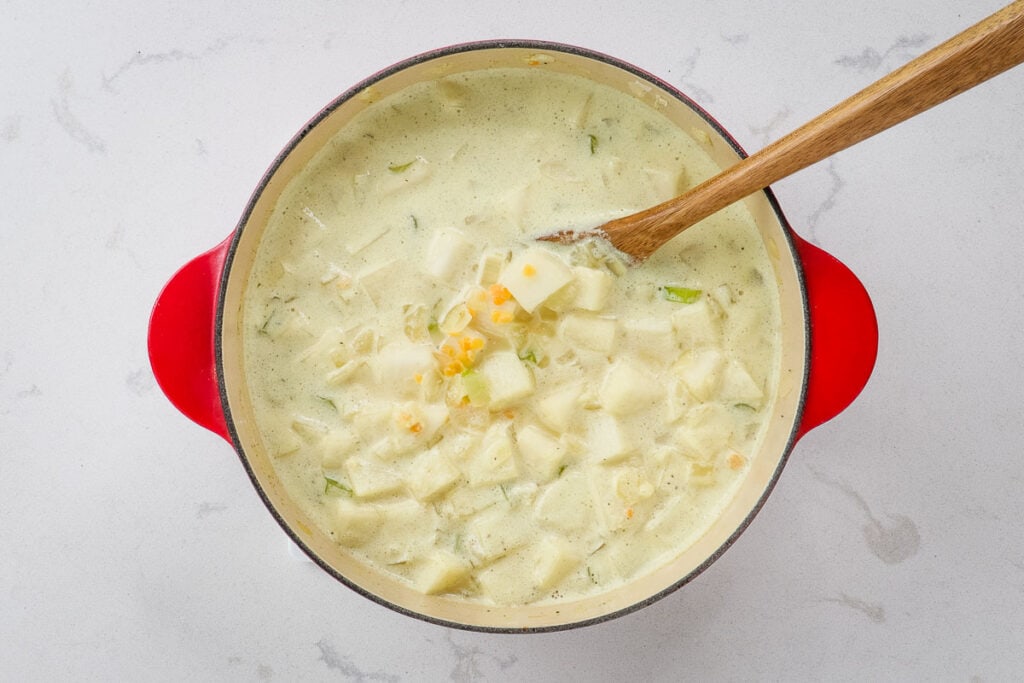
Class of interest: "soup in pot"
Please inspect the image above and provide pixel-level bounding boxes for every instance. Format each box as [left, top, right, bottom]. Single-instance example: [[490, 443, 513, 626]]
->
[[241, 65, 781, 605]]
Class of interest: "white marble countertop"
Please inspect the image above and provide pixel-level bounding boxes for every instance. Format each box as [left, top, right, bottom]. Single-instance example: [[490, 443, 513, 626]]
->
[[3, 0, 1023, 679]]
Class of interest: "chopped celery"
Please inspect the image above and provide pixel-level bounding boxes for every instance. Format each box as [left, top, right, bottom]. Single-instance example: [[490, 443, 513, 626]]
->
[[461, 368, 490, 406], [324, 477, 353, 496], [388, 160, 415, 173], [662, 285, 702, 304]]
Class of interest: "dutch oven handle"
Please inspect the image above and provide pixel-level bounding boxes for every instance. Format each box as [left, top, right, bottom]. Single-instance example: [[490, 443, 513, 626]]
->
[[148, 236, 233, 442], [148, 232, 877, 445], [792, 233, 878, 440]]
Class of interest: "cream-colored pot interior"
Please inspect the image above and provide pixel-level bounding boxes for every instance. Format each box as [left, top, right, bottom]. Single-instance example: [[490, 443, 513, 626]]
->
[[217, 41, 808, 631]]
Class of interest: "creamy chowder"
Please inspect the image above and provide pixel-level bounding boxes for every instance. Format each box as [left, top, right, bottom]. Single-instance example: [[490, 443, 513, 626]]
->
[[241, 66, 781, 605]]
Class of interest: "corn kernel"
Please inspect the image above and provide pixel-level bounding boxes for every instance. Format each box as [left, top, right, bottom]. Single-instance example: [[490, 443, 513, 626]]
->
[[491, 310, 514, 324], [522, 263, 537, 277], [727, 453, 747, 471], [489, 284, 512, 305]]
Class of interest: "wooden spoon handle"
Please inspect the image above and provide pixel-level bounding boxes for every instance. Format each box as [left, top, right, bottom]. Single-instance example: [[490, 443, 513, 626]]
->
[[603, 0, 1024, 260]]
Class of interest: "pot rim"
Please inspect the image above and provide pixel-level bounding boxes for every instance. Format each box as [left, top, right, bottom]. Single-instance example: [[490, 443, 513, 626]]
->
[[213, 39, 810, 633]]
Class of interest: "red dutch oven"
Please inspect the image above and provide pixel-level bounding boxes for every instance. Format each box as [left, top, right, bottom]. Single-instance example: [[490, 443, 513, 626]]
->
[[148, 41, 877, 632]]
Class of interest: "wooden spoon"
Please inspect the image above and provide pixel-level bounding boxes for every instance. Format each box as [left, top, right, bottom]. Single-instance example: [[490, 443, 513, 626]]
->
[[542, 1, 1024, 262]]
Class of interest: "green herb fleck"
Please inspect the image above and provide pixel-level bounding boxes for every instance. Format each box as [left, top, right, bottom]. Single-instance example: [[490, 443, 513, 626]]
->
[[586, 565, 598, 584], [499, 483, 510, 502], [588, 134, 598, 154], [518, 350, 538, 364], [388, 160, 415, 173], [316, 395, 336, 411], [324, 477, 352, 496], [557, 464, 568, 477], [662, 285, 703, 304], [257, 311, 276, 335]]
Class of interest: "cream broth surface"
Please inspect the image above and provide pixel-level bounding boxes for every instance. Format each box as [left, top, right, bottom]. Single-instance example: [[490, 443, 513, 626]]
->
[[242, 67, 781, 605]]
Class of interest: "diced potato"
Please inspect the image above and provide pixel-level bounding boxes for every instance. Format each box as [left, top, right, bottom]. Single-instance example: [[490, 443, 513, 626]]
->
[[392, 401, 449, 442], [349, 327, 379, 356], [673, 347, 725, 401], [373, 342, 435, 396], [368, 433, 417, 461], [416, 550, 471, 595], [498, 247, 573, 313], [612, 466, 656, 505], [643, 166, 682, 199], [466, 422, 520, 487], [670, 297, 721, 348], [267, 428, 301, 458], [532, 536, 580, 589], [589, 465, 653, 533], [664, 378, 693, 424], [586, 414, 633, 464], [544, 266, 614, 313], [621, 317, 677, 362], [325, 359, 365, 386], [273, 308, 314, 340], [475, 555, 538, 606], [404, 448, 461, 501], [330, 498, 382, 546], [570, 266, 613, 312], [534, 470, 596, 534], [719, 359, 764, 406], [600, 359, 664, 416], [319, 427, 359, 469], [516, 424, 566, 481], [291, 415, 329, 443], [676, 403, 736, 460], [464, 507, 532, 563], [438, 301, 473, 336], [296, 327, 348, 368], [583, 547, 622, 588], [538, 278, 577, 313], [710, 284, 734, 311], [347, 402, 391, 438], [436, 484, 504, 520], [644, 494, 695, 543], [344, 457, 403, 498], [356, 260, 406, 306], [689, 460, 720, 488], [371, 500, 440, 565], [476, 350, 534, 410], [423, 226, 474, 283], [558, 313, 617, 354], [534, 383, 582, 433]]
